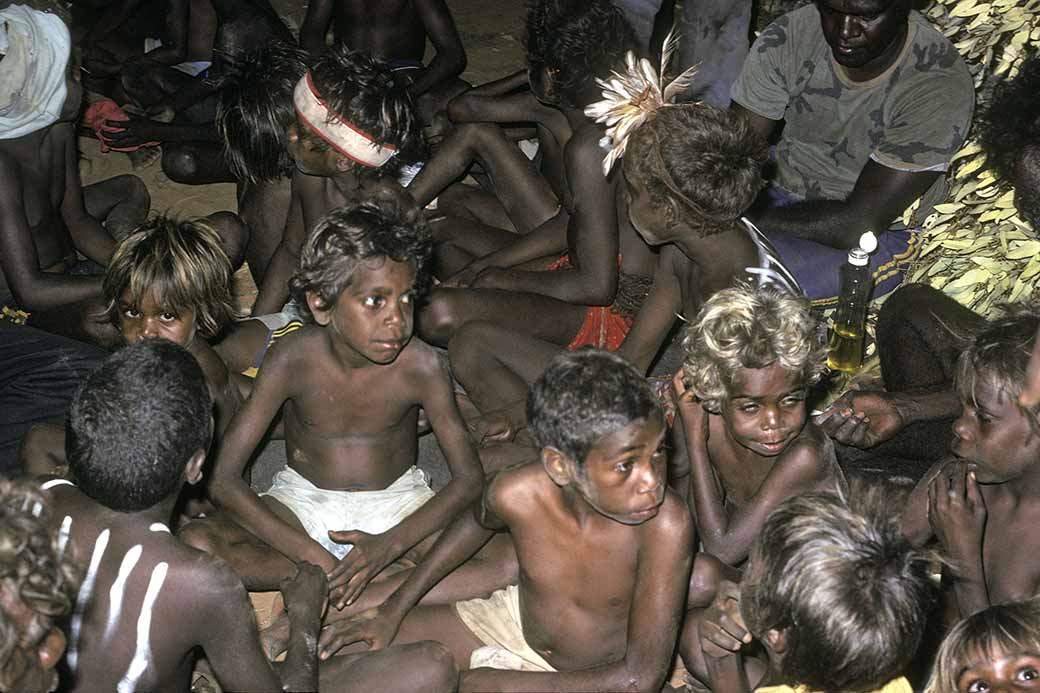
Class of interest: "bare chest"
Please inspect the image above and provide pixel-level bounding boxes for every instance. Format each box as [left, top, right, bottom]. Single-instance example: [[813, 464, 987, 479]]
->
[[982, 501, 1040, 603]]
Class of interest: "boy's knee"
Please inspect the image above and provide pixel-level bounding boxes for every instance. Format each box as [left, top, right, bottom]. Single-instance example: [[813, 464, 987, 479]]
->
[[878, 283, 940, 330], [688, 552, 728, 607], [418, 291, 464, 345], [162, 147, 201, 184], [205, 211, 250, 271], [409, 641, 458, 688], [115, 174, 151, 211], [447, 321, 496, 373], [177, 519, 223, 556], [453, 122, 498, 150]]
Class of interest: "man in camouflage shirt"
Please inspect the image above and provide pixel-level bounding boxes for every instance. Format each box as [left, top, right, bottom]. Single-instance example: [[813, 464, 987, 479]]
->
[[731, 0, 974, 301]]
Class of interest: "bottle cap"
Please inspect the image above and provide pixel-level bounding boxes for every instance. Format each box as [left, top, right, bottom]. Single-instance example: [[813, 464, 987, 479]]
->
[[847, 248, 869, 266], [859, 231, 878, 254]]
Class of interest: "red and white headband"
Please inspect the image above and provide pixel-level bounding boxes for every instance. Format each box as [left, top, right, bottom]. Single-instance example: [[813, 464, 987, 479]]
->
[[293, 72, 397, 168]]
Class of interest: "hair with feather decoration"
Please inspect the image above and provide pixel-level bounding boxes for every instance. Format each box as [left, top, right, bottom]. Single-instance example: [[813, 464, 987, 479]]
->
[[584, 28, 699, 175]]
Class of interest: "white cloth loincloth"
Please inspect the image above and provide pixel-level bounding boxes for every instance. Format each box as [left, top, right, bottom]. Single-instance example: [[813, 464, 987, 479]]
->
[[455, 585, 556, 672], [0, 5, 70, 140], [263, 465, 434, 559]]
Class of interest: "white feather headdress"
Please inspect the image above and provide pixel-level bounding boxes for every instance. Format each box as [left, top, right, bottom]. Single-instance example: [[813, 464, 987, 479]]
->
[[584, 28, 699, 175]]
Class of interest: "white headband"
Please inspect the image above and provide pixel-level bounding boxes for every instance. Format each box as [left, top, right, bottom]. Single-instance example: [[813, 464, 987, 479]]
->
[[293, 72, 397, 168]]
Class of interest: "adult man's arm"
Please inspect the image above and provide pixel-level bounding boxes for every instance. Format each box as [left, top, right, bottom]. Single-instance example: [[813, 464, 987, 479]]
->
[[460, 493, 694, 693], [814, 389, 961, 449], [408, 0, 467, 98], [0, 157, 102, 311]]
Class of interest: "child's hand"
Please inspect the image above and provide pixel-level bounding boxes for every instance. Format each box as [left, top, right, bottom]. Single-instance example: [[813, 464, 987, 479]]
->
[[813, 391, 906, 448], [441, 262, 486, 289], [280, 562, 328, 621], [699, 580, 752, 660], [672, 372, 709, 440], [326, 530, 400, 608], [318, 603, 403, 658], [928, 462, 987, 565], [470, 267, 516, 291]]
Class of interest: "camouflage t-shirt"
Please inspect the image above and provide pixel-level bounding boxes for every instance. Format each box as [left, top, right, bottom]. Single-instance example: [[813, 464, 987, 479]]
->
[[731, 5, 974, 227]]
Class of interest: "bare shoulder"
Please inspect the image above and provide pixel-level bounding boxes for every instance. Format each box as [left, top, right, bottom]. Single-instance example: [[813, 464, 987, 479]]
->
[[641, 490, 693, 541], [395, 336, 446, 377], [190, 341, 231, 385], [167, 544, 250, 612], [779, 423, 836, 472], [486, 462, 547, 518], [564, 122, 608, 171], [262, 325, 326, 370]]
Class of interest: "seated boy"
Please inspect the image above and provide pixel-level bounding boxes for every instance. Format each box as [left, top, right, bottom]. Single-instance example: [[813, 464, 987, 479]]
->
[[901, 307, 1040, 618], [0, 477, 79, 693], [695, 491, 934, 692], [250, 45, 424, 317], [21, 214, 244, 478], [0, 4, 149, 323], [412, 0, 657, 355], [299, 0, 467, 123], [42, 339, 457, 692], [181, 198, 484, 609], [319, 349, 694, 691]]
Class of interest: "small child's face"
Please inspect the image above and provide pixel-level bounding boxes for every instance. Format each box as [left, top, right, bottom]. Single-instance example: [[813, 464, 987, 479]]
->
[[720, 364, 808, 458], [622, 167, 670, 246], [953, 373, 1040, 484], [119, 290, 197, 348], [957, 652, 1040, 692], [309, 258, 417, 366], [571, 414, 668, 525]]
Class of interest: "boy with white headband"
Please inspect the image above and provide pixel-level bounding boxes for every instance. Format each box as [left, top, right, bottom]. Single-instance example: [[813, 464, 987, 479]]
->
[[0, 2, 150, 329], [251, 46, 424, 316]]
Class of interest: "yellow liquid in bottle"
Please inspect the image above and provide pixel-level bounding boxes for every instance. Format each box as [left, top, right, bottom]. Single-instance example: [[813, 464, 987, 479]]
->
[[827, 325, 864, 373]]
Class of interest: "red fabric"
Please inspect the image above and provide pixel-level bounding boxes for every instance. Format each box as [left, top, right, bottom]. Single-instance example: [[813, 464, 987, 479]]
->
[[545, 254, 632, 351], [82, 99, 159, 152]]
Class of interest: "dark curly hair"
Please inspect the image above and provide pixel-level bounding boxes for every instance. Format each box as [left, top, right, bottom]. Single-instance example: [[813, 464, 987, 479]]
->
[[980, 51, 1040, 184], [527, 349, 662, 464], [66, 339, 213, 513], [305, 46, 426, 178], [623, 104, 767, 235], [525, 0, 636, 109], [0, 479, 80, 691], [289, 191, 433, 317], [218, 42, 310, 184]]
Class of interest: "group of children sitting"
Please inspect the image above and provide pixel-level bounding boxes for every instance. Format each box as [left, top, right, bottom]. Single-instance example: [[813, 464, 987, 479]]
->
[[3, 0, 1040, 691]]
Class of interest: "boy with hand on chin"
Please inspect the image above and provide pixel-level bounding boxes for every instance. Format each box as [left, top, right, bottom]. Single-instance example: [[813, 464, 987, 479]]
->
[[182, 198, 484, 609], [320, 349, 694, 693], [902, 308, 1040, 618]]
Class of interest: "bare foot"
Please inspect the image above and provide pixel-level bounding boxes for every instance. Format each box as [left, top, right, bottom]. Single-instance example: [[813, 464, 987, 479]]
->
[[260, 611, 290, 661]]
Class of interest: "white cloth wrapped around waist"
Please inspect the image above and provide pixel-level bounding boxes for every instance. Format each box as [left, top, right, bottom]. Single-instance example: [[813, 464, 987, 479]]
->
[[0, 4, 70, 140], [262, 465, 435, 559]]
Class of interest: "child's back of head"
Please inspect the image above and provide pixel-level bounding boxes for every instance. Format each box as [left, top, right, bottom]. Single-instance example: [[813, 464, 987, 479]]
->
[[680, 284, 825, 413], [742, 491, 935, 693], [289, 194, 432, 317], [102, 214, 234, 343], [927, 599, 1040, 693], [66, 339, 213, 513], [524, 0, 636, 109], [526, 348, 662, 464], [623, 104, 767, 235]]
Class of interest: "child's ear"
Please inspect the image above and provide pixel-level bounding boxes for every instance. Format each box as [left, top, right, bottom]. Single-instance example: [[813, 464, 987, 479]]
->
[[541, 446, 576, 486], [765, 628, 788, 655], [184, 449, 206, 486], [306, 291, 332, 326]]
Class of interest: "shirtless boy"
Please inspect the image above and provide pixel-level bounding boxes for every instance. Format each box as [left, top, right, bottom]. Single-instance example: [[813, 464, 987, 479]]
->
[[902, 308, 1040, 618], [0, 4, 149, 322], [299, 0, 466, 123], [673, 285, 847, 685], [181, 198, 483, 611], [249, 45, 423, 317], [320, 349, 694, 692], [41, 339, 456, 692]]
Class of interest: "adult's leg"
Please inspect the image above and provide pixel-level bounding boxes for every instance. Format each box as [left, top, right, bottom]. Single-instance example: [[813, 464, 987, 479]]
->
[[0, 323, 106, 476], [238, 178, 293, 285], [409, 123, 559, 233], [118, 59, 196, 109], [204, 210, 250, 271], [875, 283, 985, 393], [418, 287, 586, 348], [678, 0, 752, 107], [82, 173, 152, 241], [611, 0, 667, 53], [427, 214, 531, 279]]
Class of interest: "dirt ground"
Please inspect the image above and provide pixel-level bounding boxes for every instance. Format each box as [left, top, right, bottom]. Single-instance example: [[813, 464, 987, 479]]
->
[[78, 0, 529, 308]]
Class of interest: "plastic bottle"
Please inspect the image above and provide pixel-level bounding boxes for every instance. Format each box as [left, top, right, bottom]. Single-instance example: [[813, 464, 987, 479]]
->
[[827, 232, 877, 373]]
